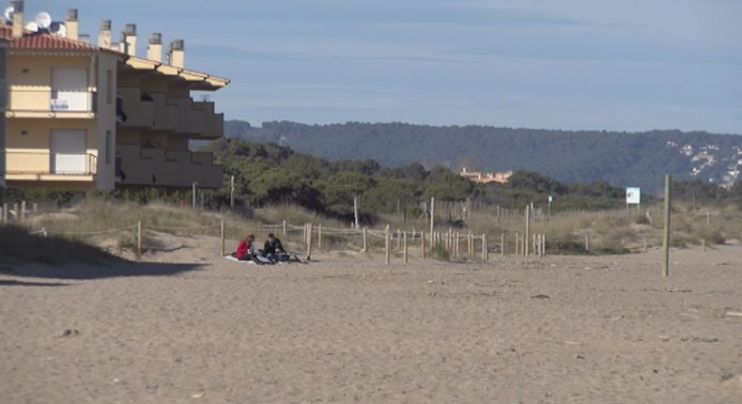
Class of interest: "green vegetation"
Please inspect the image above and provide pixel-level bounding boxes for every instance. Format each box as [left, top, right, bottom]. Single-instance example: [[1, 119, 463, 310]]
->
[[225, 120, 742, 194], [203, 138, 648, 222]]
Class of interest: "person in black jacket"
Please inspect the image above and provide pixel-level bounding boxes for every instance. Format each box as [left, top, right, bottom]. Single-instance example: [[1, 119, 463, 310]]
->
[[263, 233, 286, 262]]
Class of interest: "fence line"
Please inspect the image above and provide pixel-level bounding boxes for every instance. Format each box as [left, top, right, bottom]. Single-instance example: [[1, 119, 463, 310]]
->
[[9, 211, 553, 264]]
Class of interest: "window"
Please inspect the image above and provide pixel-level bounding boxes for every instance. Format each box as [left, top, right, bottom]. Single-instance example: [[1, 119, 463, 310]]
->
[[105, 130, 112, 164], [105, 69, 112, 104]]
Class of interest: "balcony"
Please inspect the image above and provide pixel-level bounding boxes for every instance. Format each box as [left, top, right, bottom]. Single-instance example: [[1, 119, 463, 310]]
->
[[137, 93, 223, 139], [119, 88, 155, 128], [193, 101, 223, 139], [5, 150, 97, 182], [6, 88, 97, 119], [116, 145, 222, 189], [150, 93, 178, 132]]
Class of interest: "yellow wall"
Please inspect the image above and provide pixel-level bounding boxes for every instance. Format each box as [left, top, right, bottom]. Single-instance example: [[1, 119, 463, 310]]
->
[[7, 119, 97, 151], [5, 52, 121, 192], [8, 54, 94, 88]]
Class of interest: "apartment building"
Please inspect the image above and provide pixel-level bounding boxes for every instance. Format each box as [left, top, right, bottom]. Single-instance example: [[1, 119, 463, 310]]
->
[[2, 0, 228, 191]]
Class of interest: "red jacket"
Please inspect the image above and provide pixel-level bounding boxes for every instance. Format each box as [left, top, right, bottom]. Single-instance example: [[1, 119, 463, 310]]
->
[[236, 240, 252, 259]]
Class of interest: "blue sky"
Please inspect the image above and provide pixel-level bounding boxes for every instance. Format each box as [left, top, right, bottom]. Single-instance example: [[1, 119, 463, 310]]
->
[[30, 0, 742, 133]]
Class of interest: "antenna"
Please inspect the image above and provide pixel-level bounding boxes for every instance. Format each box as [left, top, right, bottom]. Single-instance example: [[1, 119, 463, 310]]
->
[[4, 6, 14, 23], [25, 21, 38, 33], [49, 21, 66, 37], [35, 11, 52, 29]]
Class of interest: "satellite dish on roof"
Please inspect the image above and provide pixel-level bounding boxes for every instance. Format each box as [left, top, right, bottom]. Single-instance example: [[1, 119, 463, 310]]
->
[[4, 6, 14, 23], [25, 21, 39, 33], [35, 11, 52, 29], [49, 21, 66, 37]]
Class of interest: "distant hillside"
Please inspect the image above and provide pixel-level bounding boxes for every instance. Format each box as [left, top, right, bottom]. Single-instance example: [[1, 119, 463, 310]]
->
[[225, 120, 742, 194]]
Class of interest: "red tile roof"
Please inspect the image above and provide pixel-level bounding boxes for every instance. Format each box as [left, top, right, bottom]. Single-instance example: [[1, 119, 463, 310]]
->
[[0, 25, 120, 54]]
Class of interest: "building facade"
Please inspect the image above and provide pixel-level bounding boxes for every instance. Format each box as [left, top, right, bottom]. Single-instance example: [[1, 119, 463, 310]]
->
[[2, 1, 228, 192]]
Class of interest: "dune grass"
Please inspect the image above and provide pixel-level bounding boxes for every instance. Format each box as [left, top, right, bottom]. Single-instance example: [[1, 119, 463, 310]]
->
[[8, 197, 741, 261]]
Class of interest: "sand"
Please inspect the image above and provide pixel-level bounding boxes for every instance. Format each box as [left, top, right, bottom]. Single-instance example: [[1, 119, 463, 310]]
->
[[1, 235, 741, 403]]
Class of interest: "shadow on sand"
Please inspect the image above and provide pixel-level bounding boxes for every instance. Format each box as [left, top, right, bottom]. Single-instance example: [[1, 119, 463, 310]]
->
[[0, 279, 71, 287], [0, 261, 204, 282], [0, 226, 204, 283]]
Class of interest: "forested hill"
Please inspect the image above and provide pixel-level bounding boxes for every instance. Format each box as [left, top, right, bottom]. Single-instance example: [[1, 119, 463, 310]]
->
[[224, 120, 742, 194]]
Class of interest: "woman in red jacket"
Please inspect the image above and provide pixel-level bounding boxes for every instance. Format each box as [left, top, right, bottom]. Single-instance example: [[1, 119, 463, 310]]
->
[[235, 234, 256, 261]]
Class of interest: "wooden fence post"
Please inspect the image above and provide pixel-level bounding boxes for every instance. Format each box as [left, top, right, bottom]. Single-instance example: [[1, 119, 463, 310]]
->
[[429, 197, 435, 244], [468, 232, 474, 255], [21, 201, 26, 221], [306, 223, 313, 260], [501, 233, 505, 256], [585, 233, 590, 252], [397, 229, 402, 250], [403, 231, 408, 264], [282, 220, 287, 236], [137, 220, 142, 257], [482, 234, 488, 260], [524, 206, 530, 257], [12, 203, 18, 220], [455, 232, 460, 257], [220, 219, 225, 257], [448, 228, 453, 252], [385, 225, 391, 265]]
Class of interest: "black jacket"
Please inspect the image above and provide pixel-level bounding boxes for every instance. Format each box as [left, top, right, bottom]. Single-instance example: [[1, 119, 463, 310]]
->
[[263, 238, 285, 255]]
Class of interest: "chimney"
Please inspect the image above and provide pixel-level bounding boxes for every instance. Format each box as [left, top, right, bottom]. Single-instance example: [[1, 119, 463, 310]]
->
[[98, 20, 112, 49], [65, 9, 79, 41], [168, 39, 184, 68], [11, 0, 24, 38], [147, 33, 162, 62], [123, 23, 137, 56], [118, 32, 126, 53]]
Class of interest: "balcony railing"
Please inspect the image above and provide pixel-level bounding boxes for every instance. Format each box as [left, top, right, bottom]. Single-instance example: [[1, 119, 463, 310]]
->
[[119, 87, 154, 128], [6, 151, 97, 176], [139, 93, 223, 139], [116, 145, 221, 188], [8, 89, 97, 115]]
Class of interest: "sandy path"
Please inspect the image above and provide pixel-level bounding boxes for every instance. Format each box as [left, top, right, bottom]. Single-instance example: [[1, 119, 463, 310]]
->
[[1, 240, 741, 403]]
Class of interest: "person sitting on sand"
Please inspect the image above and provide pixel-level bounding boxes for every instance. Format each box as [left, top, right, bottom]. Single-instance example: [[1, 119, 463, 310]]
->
[[263, 233, 286, 260], [263, 233, 291, 263], [235, 234, 257, 262]]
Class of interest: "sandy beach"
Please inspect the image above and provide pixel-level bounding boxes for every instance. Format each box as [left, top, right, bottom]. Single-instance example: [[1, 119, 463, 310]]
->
[[1, 236, 741, 403]]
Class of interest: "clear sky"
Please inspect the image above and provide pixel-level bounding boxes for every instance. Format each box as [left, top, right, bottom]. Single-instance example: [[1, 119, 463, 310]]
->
[[29, 0, 742, 133]]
